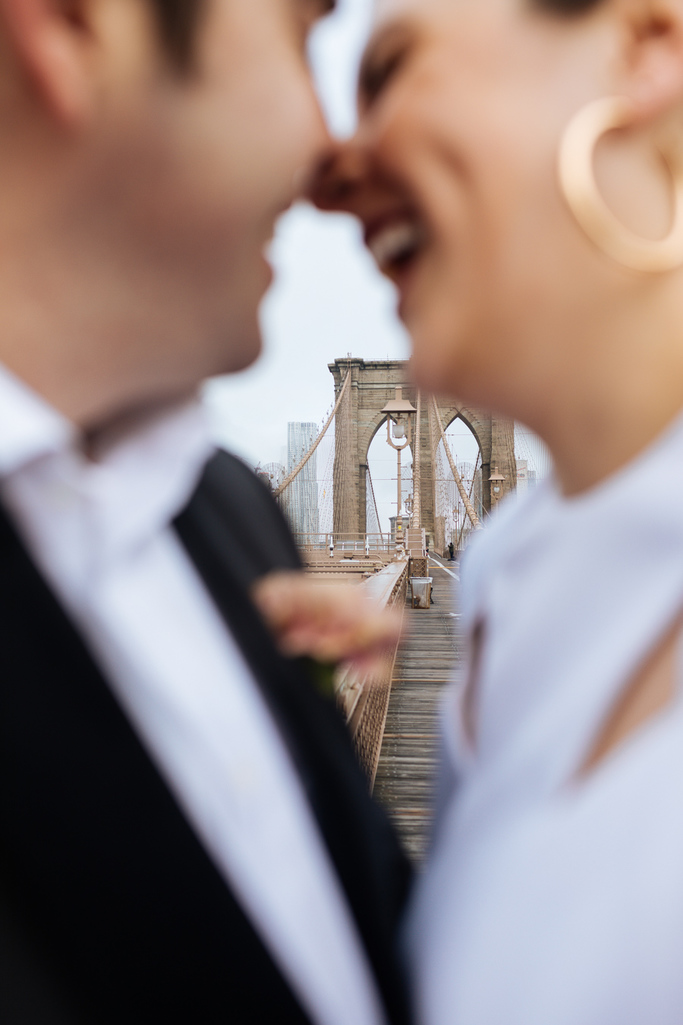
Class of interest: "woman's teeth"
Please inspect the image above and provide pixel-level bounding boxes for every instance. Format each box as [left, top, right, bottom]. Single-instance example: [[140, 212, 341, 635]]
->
[[367, 221, 423, 274]]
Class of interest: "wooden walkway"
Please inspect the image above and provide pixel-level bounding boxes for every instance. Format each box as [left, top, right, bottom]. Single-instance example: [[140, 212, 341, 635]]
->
[[373, 561, 461, 865]]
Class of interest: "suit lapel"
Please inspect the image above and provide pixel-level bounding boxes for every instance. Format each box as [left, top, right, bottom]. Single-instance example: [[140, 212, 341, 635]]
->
[[0, 501, 312, 1025], [175, 453, 413, 1025], [0, 447, 413, 1025]]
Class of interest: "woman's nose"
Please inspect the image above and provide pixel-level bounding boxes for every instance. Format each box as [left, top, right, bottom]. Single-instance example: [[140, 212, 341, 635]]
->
[[306, 140, 368, 213]]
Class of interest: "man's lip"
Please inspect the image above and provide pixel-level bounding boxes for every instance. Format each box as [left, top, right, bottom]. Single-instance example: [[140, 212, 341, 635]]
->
[[264, 191, 299, 248], [396, 258, 421, 319]]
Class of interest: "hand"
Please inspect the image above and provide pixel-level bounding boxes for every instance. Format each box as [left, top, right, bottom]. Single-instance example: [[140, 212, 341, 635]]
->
[[251, 571, 402, 674]]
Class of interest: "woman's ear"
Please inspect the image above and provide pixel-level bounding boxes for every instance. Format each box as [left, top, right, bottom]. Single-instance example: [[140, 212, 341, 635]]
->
[[614, 0, 683, 118]]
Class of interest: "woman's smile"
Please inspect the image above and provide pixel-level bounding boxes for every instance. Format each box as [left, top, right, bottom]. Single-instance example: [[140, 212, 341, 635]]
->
[[364, 211, 427, 297]]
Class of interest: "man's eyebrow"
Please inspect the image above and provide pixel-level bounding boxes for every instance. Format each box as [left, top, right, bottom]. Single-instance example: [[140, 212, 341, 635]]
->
[[299, 0, 337, 15]]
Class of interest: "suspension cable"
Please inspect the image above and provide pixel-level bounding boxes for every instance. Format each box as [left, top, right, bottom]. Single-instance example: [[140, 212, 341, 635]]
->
[[274, 371, 351, 499], [456, 449, 481, 550], [366, 465, 385, 542], [430, 396, 482, 530]]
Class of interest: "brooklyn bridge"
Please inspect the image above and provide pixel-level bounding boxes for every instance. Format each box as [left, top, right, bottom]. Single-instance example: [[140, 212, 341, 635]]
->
[[261, 357, 527, 863]]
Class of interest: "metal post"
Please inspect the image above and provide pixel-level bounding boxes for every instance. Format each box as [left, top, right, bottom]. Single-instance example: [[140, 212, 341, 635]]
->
[[397, 445, 402, 518], [396, 445, 404, 551]]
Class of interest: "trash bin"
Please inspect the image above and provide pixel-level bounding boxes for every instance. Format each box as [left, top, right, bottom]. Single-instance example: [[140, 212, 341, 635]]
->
[[410, 577, 433, 609]]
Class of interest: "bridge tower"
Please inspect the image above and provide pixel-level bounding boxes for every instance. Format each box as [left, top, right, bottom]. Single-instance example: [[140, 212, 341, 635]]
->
[[329, 358, 517, 540]]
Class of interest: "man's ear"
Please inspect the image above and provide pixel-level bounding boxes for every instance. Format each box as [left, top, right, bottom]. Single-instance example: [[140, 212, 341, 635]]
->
[[613, 0, 683, 119], [0, 0, 99, 126], [0, 0, 159, 129]]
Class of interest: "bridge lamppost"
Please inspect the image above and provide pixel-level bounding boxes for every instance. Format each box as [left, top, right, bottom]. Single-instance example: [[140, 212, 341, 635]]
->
[[489, 466, 506, 509], [381, 388, 417, 552]]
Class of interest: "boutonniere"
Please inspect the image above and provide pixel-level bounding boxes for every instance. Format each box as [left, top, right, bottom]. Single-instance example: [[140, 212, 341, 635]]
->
[[252, 570, 401, 699]]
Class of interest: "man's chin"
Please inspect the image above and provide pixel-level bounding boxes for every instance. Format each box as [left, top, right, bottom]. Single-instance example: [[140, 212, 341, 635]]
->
[[215, 327, 263, 377]]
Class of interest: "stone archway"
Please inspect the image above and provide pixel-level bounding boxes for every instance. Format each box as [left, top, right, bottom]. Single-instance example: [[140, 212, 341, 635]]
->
[[329, 358, 517, 538]]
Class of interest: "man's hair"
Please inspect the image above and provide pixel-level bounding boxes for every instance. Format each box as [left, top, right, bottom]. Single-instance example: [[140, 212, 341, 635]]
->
[[535, 0, 600, 10], [150, 0, 204, 70]]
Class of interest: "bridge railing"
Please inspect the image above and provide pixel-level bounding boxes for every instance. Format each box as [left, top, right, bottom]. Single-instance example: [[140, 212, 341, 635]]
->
[[334, 561, 409, 789], [293, 532, 398, 554]]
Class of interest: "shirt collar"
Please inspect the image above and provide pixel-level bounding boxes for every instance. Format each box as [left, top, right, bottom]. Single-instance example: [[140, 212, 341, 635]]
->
[[90, 399, 214, 560], [460, 403, 683, 800], [0, 361, 76, 475], [0, 361, 215, 564]]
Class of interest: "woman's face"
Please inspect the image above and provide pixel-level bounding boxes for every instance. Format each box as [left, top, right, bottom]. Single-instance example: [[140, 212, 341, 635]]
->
[[313, 0, 614, 413]]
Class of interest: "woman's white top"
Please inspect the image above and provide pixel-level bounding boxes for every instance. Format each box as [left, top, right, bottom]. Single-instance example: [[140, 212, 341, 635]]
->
[[407, 410, 683, 1025]]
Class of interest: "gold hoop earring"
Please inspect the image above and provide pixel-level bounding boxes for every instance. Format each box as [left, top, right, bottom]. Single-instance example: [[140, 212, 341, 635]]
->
[[558, 96, 683, 273]]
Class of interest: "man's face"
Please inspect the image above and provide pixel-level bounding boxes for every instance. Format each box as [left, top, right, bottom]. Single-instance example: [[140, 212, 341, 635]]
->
[[73, 0, 332, 406]]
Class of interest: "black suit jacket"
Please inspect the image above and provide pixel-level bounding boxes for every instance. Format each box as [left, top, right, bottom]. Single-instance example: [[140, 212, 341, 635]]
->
[[0, 450, 412, 1025]]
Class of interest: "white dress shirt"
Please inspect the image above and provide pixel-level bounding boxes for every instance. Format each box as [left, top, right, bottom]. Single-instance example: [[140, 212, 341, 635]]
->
[[0, 362, 386, 1025], [407, 409, 683, 1025]]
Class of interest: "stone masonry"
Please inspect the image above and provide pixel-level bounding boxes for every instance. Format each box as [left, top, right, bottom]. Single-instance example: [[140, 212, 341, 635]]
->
[[329, 358, 517, 539]]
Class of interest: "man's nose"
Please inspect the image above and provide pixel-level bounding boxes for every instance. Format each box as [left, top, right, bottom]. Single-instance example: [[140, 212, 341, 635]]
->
[[306, 140, 368, 214]]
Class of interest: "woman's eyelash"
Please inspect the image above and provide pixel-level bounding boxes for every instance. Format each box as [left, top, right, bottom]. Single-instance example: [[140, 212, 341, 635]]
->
[[360, 48, 407, 103]]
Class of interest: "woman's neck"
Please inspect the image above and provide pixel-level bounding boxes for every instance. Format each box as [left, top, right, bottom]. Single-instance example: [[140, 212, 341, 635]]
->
[[526, 287, 683, 497]]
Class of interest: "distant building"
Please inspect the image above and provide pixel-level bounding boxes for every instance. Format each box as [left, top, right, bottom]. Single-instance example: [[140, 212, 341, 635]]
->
[[516, 458, 538, 494], [284, 422, 319, 536]]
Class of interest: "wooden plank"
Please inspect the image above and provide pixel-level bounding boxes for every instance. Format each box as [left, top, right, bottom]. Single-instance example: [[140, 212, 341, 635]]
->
[[372, 569, 460, 865]]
